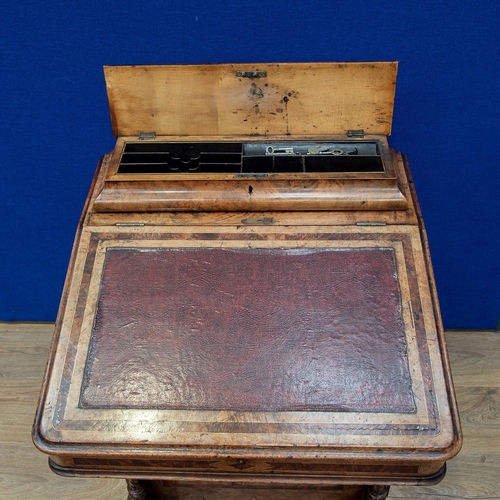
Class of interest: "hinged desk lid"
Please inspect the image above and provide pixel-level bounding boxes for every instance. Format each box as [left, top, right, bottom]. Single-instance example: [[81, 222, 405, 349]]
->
[[104, 62, 397, 138]]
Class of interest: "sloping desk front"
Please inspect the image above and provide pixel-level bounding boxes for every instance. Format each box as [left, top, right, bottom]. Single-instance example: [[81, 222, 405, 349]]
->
[[34, 63, 462, 500]]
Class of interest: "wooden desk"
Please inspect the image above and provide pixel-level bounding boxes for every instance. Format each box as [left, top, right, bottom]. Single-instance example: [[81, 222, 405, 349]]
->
[[33, 63, 462, 500]]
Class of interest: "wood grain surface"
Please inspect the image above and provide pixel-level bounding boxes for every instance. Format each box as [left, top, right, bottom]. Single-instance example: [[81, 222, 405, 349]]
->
[[36, 224, 456, 462], [92, 136, 409, 213], [104, 63, 397, 137], [0, 323, 127, 500], [31, 129, 461, 492], [0, 324, 497, 499]]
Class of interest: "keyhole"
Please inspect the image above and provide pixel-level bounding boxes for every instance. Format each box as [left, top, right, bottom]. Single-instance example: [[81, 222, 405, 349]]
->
[[248, 185, 253, 195]]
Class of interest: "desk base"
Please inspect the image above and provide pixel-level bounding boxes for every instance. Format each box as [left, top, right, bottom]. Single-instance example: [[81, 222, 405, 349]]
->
[[126, 480, 390, 500]]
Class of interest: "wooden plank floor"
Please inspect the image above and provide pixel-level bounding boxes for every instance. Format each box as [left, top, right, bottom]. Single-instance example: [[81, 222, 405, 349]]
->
[[1, 323, 498, 500]]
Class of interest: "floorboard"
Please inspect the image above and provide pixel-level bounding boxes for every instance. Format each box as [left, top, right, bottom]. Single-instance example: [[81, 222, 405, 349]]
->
[[0, 323, 498, 499]]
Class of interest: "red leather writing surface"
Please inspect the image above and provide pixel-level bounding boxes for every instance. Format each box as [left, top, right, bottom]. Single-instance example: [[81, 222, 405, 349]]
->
[[80, 247, 414, 412]]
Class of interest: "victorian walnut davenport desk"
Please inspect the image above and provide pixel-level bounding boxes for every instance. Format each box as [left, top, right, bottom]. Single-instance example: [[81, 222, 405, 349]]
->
[[33, 63, 462, 500]]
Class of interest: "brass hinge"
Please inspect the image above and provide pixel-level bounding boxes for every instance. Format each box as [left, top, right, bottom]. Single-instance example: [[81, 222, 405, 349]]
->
[[138, 131, 156, 140], [347, 129, 365, 138]]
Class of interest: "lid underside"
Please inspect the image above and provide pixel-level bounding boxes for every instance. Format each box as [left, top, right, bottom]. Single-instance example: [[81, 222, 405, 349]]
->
[[104, 62, 398, 138]]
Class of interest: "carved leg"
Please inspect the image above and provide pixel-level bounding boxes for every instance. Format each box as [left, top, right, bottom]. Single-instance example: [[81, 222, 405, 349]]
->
[[365, 485, 390, 500], [126, 479, 151, 500]]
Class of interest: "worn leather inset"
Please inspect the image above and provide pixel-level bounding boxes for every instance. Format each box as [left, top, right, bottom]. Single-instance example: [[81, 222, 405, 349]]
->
[[80, 247, 414, 412]]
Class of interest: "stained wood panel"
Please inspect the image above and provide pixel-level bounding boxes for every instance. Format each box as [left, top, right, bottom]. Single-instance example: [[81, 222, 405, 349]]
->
[[36, 224, 456, 461], [104, 63, 397, 137]]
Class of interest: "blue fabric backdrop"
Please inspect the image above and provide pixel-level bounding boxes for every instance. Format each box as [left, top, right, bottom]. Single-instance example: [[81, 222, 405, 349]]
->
[[1, 1, 499, 328]]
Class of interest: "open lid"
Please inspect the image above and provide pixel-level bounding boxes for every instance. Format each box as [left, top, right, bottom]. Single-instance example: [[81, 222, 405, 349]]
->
[[104, 62, 397, 138]]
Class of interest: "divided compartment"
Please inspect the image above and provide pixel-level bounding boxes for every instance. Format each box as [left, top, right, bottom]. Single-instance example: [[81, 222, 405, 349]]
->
[[118, 142, 242, 174], [117, 141, 384, 174]]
